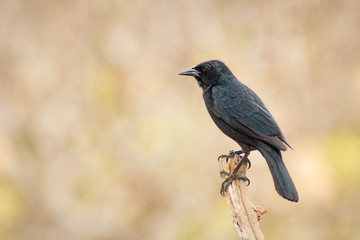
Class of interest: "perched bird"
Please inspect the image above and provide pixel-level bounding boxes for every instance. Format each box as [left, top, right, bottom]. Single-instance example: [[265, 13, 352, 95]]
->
[[179, 60, 298, 202]]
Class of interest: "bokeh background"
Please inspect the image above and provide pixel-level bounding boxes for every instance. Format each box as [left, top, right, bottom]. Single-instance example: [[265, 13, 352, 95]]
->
[[1, 0, 360, 239]]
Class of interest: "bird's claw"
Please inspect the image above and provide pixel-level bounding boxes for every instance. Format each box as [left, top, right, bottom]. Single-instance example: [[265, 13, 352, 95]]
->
[[220, 172, 250, 196], [218, 151, 251, 169], [220, 170, 230, 177], [218, 150, 244, 161], [244, 157, 251, 169]]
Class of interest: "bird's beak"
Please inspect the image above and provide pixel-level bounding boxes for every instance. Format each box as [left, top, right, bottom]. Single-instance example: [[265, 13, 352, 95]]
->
[[178, 67, 200, 77]]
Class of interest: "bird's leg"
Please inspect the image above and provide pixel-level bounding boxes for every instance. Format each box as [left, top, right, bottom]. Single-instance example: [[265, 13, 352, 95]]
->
[[218, 150, 244, 161], [220, 151, 251, 196], [218, 149, 251, 169]]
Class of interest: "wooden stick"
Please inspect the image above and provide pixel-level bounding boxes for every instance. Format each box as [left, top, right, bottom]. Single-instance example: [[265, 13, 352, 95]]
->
[[219, 153, 267, 240]]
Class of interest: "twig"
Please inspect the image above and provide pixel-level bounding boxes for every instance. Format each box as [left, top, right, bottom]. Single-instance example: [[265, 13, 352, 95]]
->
[[219, 153, 267, 240]]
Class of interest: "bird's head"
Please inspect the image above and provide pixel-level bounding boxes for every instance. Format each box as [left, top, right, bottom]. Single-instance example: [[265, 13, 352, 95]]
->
[[179, 60, 231, 90]]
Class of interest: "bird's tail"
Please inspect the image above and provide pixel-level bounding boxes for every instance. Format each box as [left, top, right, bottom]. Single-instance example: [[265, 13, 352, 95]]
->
[[258, 142, 299, 202]]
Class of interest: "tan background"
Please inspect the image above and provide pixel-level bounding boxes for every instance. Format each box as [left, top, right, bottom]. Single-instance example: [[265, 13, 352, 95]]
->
[[1, 0, 360, 239]]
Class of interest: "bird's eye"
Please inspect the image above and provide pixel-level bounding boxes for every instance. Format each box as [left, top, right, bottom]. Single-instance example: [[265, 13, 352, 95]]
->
[[202, 65, 210, 72]]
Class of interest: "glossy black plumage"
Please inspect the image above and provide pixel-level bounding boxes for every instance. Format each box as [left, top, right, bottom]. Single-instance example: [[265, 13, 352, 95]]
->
[[179, 60, 298, 202]]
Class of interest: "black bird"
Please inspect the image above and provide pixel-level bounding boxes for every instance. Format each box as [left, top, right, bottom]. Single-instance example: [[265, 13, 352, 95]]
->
[[179, 60, 298, 202]]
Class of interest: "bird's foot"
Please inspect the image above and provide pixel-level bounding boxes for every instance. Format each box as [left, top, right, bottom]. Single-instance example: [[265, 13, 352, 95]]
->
[[218, 150, 251, 169], [219, 152, 251, 196], [220, 171, 250, 196], [218, 150, 244, 161]]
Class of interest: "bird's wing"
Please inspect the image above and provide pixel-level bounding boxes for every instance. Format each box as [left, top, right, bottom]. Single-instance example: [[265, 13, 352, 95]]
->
[[210, 83, 291, 151]]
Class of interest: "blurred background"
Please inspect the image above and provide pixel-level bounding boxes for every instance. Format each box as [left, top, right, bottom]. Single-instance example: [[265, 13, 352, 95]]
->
[[1, 0, 360, 239]]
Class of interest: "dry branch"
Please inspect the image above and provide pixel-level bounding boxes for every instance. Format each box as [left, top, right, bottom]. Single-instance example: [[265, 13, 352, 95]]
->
[[219, 153, 267, 240]]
